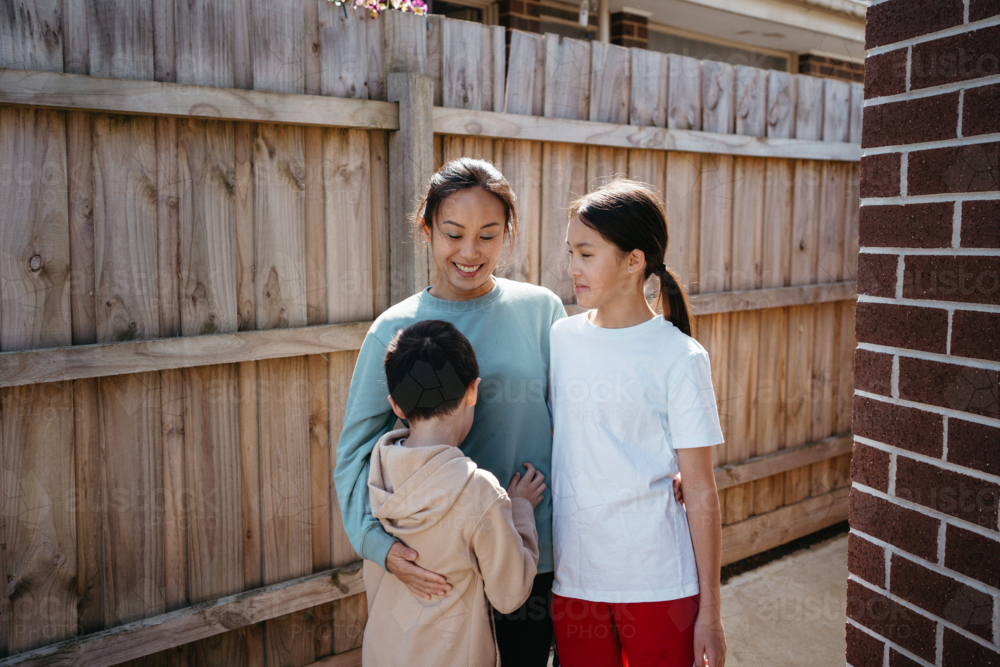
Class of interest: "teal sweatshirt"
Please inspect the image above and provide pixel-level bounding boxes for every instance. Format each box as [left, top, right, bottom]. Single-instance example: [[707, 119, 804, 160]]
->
[[333, 277, 567, 573]]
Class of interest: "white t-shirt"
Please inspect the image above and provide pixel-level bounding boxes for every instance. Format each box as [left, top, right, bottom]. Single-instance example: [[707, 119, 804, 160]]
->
[[549, 312, 724, 603]]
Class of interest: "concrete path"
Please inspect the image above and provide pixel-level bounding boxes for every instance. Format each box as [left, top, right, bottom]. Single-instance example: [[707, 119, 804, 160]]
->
[[720, 533, 849, 666]]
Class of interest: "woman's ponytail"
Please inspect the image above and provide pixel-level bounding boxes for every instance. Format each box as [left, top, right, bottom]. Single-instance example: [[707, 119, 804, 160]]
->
[[570, 179, 695, 338]]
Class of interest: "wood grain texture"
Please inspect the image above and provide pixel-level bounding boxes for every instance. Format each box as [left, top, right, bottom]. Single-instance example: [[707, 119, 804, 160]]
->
[[0, 0, 63, 72], [318, 4, 385, 101], [753, 307, 787, 514], [664, 152, 701, 295], [88, 0, 154, 80], [539, 143, 586, 303], [794, 75, 824, 141], [849, 82, 863, 145], [92, 114, 160, 344], [155, 117, 181, 340], [489, 25, 505, 114], [325, 129, 374, 323], [251, 0, 303, 94], [0, 107, 71, 351], [589, 42, 630, 124], [369, 131, 391, 315], [543, 34, 590, 121], [441, 18, 484, 110], [0, 563, 365, 667], [735, 66, 766, 138], [504, 30, 544, 116], [629, 48, 668, 128], [667, 54, 700, 131], [425, 14, 443, 107], [234, 122, 256, 331], [821, 79, 850, 143], [0, 69, 400, 130], [431, 108, 861, 161], [701, 61, 734, 135], [174, 0, 233, 88], [383, 9, 426, 75], [766, 71, 795, 139], [498, 140, 543, 284]]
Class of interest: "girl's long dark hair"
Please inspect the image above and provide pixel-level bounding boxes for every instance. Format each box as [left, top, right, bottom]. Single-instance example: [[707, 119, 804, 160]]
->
[[569, 179, 694, 337], [412, 157, 518, 256]]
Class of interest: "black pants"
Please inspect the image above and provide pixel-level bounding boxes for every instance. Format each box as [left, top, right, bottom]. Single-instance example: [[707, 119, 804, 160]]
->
[[494, 571, 556, 666]]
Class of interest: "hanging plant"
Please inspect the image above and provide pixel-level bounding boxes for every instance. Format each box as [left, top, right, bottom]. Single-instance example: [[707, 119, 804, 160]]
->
[[330, 0, 428, 18]]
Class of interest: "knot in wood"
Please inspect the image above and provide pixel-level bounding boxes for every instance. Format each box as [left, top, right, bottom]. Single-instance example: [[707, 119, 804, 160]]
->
[[28, 254, 42, 272]]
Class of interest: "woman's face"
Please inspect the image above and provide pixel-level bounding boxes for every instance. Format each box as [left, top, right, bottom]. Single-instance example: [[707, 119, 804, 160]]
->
[[426, 188, 507, 302], [566, 215, 640, 310]]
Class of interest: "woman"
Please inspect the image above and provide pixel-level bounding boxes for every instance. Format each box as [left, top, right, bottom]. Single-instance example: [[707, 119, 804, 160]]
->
[[334, 158, 565, 665]]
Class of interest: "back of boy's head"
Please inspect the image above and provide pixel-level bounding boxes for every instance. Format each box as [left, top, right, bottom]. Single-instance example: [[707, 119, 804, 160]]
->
[[384, 320, 479, 422]]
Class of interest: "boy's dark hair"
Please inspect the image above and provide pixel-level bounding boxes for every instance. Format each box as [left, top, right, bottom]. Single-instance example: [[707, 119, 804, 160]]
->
[[384, 320, 479, 422]]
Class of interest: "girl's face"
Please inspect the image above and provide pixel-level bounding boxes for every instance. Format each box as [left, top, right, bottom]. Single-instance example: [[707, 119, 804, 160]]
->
[[426, 188, 507, 302], [566, 215, 642, 310]]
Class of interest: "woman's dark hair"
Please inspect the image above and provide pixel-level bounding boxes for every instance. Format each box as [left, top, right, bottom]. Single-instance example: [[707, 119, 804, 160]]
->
[[384, 320, 480, 422], [569, 179, 694, 337], [413, 157, 518, 255]]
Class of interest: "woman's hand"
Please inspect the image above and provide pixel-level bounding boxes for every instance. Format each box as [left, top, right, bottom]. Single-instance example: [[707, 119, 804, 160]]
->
[[693, 611, 727, 666], [507, 463, 546, 508], [385, 542, 452, 600]]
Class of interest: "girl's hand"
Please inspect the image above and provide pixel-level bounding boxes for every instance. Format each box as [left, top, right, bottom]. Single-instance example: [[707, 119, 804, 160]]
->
[[385, 542, 452, 600], [673, 472, 684, 504], [693, 612, 727, 667], [507, 463, 546, 508]]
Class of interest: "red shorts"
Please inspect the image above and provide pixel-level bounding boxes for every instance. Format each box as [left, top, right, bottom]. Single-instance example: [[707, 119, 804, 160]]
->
[[551, 593, 699, 667]]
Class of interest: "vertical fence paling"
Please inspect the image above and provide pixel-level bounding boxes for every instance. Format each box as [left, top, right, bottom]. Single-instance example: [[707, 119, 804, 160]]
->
[[0, 3, 861, 663]]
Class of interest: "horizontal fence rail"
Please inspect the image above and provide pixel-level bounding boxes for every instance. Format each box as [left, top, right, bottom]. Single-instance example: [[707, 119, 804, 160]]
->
[[0, 68, 400, 129], [432, 108, 862, 161]]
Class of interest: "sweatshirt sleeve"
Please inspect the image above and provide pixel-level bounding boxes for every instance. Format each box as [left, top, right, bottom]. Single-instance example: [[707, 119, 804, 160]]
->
[[333, 331, 400, 569], [470, 496, 539, 614]]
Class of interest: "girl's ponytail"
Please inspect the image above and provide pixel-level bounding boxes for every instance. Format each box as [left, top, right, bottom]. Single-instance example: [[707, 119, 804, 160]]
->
[[570, 179, 695, 338], [654, 265, 694, 338]]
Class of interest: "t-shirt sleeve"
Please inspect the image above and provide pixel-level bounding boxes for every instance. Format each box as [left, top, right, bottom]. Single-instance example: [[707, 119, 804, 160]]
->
[[666, 350, 725, 450]]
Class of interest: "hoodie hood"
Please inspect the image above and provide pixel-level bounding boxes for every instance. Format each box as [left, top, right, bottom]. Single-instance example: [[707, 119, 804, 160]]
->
[[368, 428, 478, 536]]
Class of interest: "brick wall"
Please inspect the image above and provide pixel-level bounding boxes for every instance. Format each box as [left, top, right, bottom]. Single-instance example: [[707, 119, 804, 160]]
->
[[611, 11, 647, 49], [498, 0, 541, 35], [799, 53, 865, 83], [848, 0, 1000, 665]]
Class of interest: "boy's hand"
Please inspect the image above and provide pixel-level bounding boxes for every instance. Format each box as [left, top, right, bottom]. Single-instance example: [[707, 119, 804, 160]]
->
[[507, 463, 546, 508], [385, 542, 452, 600]]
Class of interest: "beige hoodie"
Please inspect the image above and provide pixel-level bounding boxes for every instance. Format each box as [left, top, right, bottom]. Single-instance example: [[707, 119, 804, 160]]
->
[[362, 428, 539, 667]]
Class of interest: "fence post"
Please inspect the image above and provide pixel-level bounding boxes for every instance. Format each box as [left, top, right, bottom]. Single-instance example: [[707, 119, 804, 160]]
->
[[387, 72, 434, 306]]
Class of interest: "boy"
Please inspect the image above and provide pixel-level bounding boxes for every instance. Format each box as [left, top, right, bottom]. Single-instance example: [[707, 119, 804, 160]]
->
[[362, 319, 545, 667]]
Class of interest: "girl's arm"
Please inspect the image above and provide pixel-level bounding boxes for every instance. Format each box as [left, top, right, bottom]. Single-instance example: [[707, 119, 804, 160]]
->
[[677, 446, 727, 667]]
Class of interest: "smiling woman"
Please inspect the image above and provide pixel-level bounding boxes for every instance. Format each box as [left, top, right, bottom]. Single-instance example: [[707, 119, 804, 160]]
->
[[333, 158, 567, 667]]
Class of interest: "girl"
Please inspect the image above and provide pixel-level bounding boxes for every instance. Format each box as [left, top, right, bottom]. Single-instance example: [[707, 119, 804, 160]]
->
[[550, 179, 727, 667], [334, 158, 566, 665]]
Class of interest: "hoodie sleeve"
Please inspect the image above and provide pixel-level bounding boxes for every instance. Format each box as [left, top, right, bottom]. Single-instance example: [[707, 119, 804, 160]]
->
[[333, 331, 400, 569], [470, 496, 539, 614]]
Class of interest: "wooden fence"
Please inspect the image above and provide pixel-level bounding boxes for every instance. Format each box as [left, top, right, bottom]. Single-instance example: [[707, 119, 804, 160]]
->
[[0, 2, 859, 665]]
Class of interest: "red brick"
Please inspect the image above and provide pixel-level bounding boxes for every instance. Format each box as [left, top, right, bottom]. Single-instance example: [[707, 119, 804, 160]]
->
[[846, 579, 938, 662], [852, 440, 892, 492], [895, 455, 1000, 529], [951, 310, 1000, 362], [889, 650, 924, 667], [855, 348, 893, 396], [862, 93, 960, 148], [902, 255, 1000, 304], [962, 83, 1000, 137], [849, 532, 887, 587], [942, 627, 1000, 667], [907, 141, 998, 196], [853, 395, 944, 457], [866, 0, 964, 50], [855, 302, 948, 353], [861, 153, 900, 199], [911, 25, 1000, 90], [846, 621, 886, 667], [525, 0, 540, 18], [947, 418, 1000, 477], [850, 489, 941, 561], [890, 554, 996, 641], [865, 49, 908, 99], [857, 253, 899, 298], [898, 356, 998, 419], [859, 202, 954, 248], [961, 200, 1000, 248], [945, 524, 1000, 588], [970, 0, 1000, 21]]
